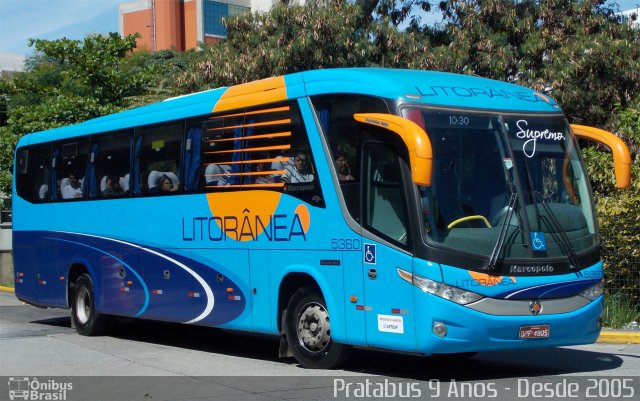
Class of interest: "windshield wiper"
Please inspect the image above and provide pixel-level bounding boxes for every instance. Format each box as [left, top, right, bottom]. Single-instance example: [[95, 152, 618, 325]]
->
[[485, 193, 518, 271], [534, 192, 579, 269]]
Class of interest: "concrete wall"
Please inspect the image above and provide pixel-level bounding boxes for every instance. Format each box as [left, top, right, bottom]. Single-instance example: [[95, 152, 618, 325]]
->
[[0, 252, 13, 286]]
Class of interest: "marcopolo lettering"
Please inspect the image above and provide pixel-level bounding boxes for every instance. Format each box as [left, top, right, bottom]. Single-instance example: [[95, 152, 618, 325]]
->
[[182, 212, 307, 242], [509, 264, 555, 274]]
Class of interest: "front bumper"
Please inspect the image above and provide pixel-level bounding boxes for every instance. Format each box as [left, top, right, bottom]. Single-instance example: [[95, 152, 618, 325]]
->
[[414, 292, 603, 354]]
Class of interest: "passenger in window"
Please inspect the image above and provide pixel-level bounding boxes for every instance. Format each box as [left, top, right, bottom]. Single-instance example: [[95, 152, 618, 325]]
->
[[103, 175, 124, 197], [157, 174, 178, 193], [61, 173, 83, 199], [282, 151, 314, 183], [335, 151, 354, 181], [255, 160, 275, 184]]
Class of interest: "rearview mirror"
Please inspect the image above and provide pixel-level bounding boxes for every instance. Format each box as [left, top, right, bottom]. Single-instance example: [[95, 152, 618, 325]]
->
[[571, 124, 631, 189]]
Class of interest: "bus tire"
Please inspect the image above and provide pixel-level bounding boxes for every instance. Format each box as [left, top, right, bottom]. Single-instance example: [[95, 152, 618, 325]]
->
[[71, 274, 109, 336], [285, 286, 350, 369]]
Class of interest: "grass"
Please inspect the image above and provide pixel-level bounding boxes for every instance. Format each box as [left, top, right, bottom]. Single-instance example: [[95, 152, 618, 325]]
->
[[0, 281, 14, 289], [603, 292, 640, 329]]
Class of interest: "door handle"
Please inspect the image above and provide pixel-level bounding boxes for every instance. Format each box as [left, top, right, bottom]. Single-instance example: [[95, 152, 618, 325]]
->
[[368, 268, 377, 280]]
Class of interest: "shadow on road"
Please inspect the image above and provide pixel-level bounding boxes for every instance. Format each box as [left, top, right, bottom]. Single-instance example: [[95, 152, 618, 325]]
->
[[31, 315, 625, 380]]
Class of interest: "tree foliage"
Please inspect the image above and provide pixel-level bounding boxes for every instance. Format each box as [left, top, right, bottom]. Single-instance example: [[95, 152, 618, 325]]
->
[[423, 0, 640, 126], [176, 1, 431, 92], [0, 33, 151, 194]]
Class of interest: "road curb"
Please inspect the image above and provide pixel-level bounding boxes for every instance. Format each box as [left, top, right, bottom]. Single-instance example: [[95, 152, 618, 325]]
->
[[598, 331, 640, 344], [0, 285, 14, 293]]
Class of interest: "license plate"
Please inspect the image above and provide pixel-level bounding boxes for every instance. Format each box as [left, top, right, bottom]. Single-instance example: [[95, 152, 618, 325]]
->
[[519, 325, 550, 339]]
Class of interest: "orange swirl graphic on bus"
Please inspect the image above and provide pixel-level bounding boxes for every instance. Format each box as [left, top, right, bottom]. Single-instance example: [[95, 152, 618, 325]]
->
[[205, 191, 309, 242], [468, 271, 517, 286]]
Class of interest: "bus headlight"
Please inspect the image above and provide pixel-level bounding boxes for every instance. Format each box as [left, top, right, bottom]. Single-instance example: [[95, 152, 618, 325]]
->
[[579, 280, 604, 300], [397, 268, 484, 305]]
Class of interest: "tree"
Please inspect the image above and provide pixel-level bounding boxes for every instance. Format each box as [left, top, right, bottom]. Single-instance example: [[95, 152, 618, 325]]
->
[[0, 33, 151, 195], [176, 1, 432, 91], [425, 0, 640, 126]]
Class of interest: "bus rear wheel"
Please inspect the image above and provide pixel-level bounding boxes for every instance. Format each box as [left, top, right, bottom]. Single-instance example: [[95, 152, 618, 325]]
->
[[71, 274, 109, 336], [285, 286, 350, 369]]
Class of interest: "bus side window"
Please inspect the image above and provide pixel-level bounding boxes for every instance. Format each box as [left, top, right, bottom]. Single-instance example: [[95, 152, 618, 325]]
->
[[54, 139, 90, 201], [134, 122, 183, 195], [16, 144, 51, 203], [200, 101, 325, 207], [311, 94, 389, 221], [363, 142, 410, 247], [90, 130, 132, 198]]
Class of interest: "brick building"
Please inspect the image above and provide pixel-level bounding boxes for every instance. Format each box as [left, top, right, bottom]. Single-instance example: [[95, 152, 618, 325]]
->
[[118, 0, 306, 51]]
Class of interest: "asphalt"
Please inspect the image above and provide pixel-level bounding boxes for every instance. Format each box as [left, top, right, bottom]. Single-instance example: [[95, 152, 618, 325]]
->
[[1, 285, 638, 345]]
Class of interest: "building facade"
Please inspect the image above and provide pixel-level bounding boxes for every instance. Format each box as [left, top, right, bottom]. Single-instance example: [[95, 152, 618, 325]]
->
[[119, 0, 306, 51]]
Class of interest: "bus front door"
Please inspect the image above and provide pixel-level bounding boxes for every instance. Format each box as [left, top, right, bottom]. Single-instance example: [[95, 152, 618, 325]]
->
[[361, 141, 417, 352]]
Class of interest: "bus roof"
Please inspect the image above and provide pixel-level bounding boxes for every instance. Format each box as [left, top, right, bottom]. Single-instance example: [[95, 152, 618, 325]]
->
[[17, 68, 562, 147]]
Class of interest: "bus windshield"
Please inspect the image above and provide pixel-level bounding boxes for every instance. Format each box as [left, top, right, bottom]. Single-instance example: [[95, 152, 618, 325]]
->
[[404, 108, 597, 261]]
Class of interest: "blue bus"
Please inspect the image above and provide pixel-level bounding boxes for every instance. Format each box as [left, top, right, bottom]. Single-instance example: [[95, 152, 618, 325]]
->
[[12, 68, 631, 368]]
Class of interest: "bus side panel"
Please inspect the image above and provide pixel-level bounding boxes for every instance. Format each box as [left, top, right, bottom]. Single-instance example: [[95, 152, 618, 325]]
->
[[41, 231, 147, 316], [142, 247, 199, 322], [13, 231, 39, 306], [95, 247, 145, 317], [188, 249, 252, 330], [12, 231, 66, 308], [249, 250, 274, 334], [342, 249, 367, 346], [270, 250, 347, 344]]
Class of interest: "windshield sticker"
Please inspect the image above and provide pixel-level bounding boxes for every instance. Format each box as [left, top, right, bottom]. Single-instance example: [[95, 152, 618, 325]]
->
[[515, 120, 565, 158], [530, 232, 548, 251]]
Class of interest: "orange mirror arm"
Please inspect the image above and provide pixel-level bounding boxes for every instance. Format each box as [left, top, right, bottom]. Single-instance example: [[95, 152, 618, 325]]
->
[[354, 113, 433, 186], [571, 124, 632, 189]]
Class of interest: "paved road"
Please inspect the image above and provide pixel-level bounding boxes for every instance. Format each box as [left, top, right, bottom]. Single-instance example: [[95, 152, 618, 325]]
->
[[1, 291, 638, 400]]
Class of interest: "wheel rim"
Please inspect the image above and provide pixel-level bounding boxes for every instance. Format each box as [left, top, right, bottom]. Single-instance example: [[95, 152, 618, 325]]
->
[[296, 302, 331, 353], [76, 286, 91, 324]]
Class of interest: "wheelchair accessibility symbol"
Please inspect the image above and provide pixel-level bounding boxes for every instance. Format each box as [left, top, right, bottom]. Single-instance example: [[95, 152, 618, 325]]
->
[[530, 231, 547, 251], [364, 243, 376, 265]]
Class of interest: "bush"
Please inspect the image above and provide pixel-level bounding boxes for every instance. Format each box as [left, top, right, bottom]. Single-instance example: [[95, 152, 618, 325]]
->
[[582, 98, 640, 310]]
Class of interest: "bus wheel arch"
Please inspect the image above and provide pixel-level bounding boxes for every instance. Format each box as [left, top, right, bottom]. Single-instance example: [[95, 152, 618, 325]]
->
[[67, 263, 89, 308], [278, 274, 350, 369], [68, 268, 109, 336]]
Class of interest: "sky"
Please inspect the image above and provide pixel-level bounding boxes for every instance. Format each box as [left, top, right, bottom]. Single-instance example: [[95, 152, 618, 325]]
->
[[0, 0, 638, 58], [0, 0, 131, 56]]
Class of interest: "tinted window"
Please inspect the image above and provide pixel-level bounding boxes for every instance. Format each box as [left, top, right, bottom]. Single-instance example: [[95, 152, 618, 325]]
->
[[200, 101, 324, 207], [363, 142, 410, 247], [311, 95, 389, 219], [15, 144, 51, 203], [55, 139, 90, 201], [91, 130, 132, 198], [134, 122, 183, 195]]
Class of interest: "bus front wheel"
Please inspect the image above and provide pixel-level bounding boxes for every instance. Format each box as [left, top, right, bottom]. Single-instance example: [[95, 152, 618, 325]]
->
[[285, 287, 350, 369], [71, 274, 109, 336]]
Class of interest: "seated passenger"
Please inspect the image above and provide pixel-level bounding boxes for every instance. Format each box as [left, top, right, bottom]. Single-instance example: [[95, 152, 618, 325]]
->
[[151, 174, 178, 193], [103, 174, 124, 197], [61, 173, 83, 199], [204, 164, 232, 186], [282, 152, 314, 183], [254, 160, 274, 184], [335, 151, 354, 181]]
